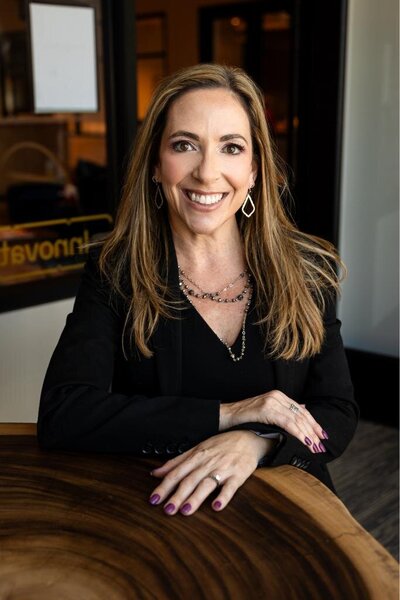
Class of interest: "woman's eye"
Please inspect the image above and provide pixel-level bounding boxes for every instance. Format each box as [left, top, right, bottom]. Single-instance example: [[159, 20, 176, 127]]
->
[[223, 143, 244, 155], [172, 140, 195, 152]]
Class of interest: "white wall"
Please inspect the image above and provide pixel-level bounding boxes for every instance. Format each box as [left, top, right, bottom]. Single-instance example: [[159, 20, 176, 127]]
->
[[338, 0, 399, 357], [0, 299, 73, 422]]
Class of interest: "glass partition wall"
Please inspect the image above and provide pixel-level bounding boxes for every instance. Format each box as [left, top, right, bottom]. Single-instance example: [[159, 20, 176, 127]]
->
[[211, 10, 292, 164], [0, 0, 117, 310], [0, 0, 136, 311], [200, 0, 348, 247]]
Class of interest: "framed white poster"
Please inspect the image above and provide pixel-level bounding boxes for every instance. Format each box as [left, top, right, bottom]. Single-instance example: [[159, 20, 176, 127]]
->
[[28, 2, 98, 113]]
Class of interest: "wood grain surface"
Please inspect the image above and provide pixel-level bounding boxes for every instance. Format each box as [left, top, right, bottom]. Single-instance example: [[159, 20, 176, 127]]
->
[[0, 434, 397, 600], [0, 423, 36, 435]]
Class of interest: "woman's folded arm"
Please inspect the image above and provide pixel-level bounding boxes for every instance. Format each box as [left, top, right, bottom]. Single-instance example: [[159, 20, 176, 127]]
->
[[38, 384, 220, 453], [37, 251, 221, 453]]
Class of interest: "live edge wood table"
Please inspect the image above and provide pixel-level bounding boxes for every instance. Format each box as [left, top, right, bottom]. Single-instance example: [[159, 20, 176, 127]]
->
[[0, 426, 398, 600]]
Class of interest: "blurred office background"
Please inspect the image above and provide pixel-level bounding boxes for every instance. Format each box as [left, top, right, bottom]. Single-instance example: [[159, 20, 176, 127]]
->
[[0, 0, 398, 557]]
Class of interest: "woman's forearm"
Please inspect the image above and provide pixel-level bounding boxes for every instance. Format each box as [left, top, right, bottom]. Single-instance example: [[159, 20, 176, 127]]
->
[[219, 400, 253, 431], [219, 403, 237, 431], [219, 395, 270, 431]]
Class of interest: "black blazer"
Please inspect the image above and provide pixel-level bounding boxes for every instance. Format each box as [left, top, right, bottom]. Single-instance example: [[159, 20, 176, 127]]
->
[[38, 239, 358, 493]]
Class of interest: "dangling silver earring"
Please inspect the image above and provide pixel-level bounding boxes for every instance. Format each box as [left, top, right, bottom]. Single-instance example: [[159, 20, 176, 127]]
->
[[152, 175, 164, 209], [241, 187, 255, 218]]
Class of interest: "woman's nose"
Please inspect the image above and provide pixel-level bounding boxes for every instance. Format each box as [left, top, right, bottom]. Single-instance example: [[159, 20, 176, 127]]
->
[[192, 150, 220, 184]]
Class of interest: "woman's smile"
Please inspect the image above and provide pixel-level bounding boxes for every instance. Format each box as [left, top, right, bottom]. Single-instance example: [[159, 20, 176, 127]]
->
[[183, 189, 228, 207]]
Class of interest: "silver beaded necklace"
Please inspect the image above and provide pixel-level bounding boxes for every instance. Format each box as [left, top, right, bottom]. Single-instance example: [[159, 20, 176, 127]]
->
[[178, 266, 252, 362], [218, 290, 252, 362], [178, 266, 248, 302]]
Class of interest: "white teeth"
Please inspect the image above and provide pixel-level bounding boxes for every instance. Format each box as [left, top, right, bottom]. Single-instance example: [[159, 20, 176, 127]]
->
[[187, 192, 224, 205]]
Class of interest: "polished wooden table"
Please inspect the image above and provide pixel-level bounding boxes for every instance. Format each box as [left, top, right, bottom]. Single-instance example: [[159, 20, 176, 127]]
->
[[0, 426, 398, 599]]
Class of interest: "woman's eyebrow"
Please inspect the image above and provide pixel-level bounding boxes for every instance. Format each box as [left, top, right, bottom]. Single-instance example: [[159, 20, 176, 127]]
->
[[220, 133, 248, 144], [168, 130, 248, 144], [169, 130, 199, 140]]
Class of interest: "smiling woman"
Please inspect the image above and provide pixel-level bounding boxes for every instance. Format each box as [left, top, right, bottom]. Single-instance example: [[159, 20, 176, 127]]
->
[[38, 64, 358, 518], [153, 87, 257, 352], [154, 88, 256, 244]]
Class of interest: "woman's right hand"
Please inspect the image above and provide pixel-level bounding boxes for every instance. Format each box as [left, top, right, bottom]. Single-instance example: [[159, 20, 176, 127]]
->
[[219, 390, 329, 453]]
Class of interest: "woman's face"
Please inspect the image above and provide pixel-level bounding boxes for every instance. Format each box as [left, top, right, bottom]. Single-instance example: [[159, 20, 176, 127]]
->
[[154, 88, 257, 239]]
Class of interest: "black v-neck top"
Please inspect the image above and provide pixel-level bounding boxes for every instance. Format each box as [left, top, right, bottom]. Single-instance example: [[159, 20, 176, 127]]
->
[[181, 295, 275, 402]]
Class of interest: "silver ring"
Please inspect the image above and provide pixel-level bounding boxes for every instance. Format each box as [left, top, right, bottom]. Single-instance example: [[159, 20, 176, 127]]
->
[[289, 403, 300, 414], [206, 474, 221, 487]]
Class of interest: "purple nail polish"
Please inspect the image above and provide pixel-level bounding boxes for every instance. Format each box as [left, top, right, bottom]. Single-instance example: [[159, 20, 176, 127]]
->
[[322, 430, 329, 439], [164, 503, 175, 514], [305, 437, 312, 445], [180, 503, 191, 514], [312, 443, 319, 453], [213, 501, 222, 510], [149, 494, 160, 505], [319, 442, 326, 452]]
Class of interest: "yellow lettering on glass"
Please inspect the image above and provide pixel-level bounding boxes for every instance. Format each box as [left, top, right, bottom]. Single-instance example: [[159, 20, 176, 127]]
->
[[11, 245, 25, 265], [0, 229, 90, 267]]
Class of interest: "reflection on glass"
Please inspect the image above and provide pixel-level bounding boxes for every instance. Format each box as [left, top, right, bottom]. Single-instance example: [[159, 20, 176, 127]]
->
[[136, 17, 164, 55], [136, 15, 166, 122], [260, 11, 291, 160], [137, 58, 165, 122], [0, 0, 112, 288], [211, 10, 292, 163], [213, 17, 248, 67], [262, 12, 291, 32]]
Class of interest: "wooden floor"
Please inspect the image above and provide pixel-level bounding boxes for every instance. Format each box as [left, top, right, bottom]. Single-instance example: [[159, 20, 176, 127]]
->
[[330, 419, 399, 560]]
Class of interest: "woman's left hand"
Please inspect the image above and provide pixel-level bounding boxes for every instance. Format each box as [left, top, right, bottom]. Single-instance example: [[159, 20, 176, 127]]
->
[[148, 430, 275, 516]]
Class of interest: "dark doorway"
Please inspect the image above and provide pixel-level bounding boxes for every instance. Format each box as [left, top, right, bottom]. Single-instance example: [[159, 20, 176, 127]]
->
[[200, 0, 348, 246]]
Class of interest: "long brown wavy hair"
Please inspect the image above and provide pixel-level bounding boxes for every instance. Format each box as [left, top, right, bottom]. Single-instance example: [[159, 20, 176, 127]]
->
[[99, 63, 344, 360]]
